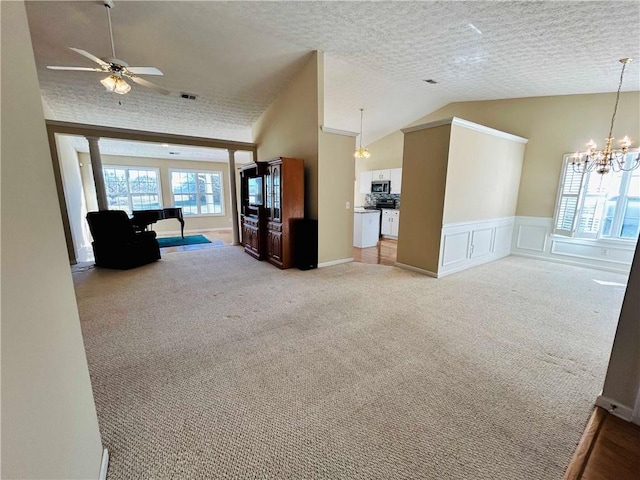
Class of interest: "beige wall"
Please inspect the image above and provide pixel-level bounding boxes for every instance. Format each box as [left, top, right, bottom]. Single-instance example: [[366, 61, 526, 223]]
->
[[57, 135, 93, 261], [252, 52, 322, 220], [80, 153, 233, 234], [1, 2, 104, 478], [366, 92, 640, 218], [444, 124, 525, 224], [81, 151, 99, 212], [318, 131, 356, 263], [396, 125, 451, 273], [602, 240, 640, 413], [354, 130, 404, 206], [410, 92, 640, 218]]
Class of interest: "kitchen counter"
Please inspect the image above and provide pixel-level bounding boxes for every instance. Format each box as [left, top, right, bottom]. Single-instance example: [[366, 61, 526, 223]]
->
[[354, 207, 379, 214]]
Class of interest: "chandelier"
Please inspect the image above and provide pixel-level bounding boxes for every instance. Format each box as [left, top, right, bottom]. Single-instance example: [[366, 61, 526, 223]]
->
[[354, 108, 371, 158], [571, 58, 639, 175]]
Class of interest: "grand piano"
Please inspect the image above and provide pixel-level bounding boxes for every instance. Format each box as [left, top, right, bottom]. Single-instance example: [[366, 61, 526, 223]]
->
[[131, 207, 185, 239]]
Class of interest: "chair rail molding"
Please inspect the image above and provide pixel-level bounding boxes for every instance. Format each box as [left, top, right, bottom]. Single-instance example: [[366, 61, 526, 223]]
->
[[438, 216, 514, 277], [511, 216, 635, 274]]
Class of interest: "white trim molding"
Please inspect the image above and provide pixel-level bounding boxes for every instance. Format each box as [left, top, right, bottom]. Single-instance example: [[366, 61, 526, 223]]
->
[[99, 449, 109, 480], [511, 216, 635, 274], [596, 395, 635, 423], [320, 126, 359, 137], [402, 117, 528, 144], [395, 262, 439, 278], [633, 386, 640, 425], [438, 216, 514, 277], [318, 257, 354, 268]]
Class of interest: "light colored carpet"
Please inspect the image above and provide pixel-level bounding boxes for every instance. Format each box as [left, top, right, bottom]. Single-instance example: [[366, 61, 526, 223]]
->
[[73, 247, 627, 479]]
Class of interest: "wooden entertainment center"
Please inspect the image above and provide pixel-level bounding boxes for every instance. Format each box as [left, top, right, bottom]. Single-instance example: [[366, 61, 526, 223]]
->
[[240, 157, 304, 269]]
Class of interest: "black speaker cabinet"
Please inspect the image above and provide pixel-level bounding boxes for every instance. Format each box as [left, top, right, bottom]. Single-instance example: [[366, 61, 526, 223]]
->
[[293, 219, 318, 270]]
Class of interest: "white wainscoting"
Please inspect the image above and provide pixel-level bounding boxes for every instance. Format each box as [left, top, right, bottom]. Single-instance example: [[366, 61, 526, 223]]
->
[[438, 217, 514, 277], [511, 216, 636, 274]]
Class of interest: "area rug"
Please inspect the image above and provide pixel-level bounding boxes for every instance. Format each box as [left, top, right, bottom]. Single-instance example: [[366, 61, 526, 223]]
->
[[157, 234, 212, 248]]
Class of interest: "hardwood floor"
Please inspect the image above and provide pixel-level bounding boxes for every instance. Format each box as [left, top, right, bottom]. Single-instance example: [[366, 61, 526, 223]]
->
[[353, 237, 397, 266], [564, 407, 640, 480]]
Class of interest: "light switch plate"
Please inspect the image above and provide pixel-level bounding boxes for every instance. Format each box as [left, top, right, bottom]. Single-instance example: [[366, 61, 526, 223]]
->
[[346, 201, 350, 209]]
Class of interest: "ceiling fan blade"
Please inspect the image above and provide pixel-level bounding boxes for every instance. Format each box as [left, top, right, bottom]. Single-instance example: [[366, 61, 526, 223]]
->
[[126, 66, 164, 76], [128, 75, 170, 95], [47, 66, 104, 72], [69, 47, 109, 67]]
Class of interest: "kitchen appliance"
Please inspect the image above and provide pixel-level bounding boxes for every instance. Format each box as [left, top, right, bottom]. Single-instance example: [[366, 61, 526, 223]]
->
[[371, 180, 391, 193]]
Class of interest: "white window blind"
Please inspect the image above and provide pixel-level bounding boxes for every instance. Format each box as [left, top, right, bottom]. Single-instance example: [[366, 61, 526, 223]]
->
[[553, 155, 585, 236], [553, 151, 640, 241]]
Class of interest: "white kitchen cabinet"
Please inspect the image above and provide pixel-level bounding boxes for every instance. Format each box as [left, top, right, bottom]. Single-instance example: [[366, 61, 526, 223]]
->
[[390, 168, 402, 194], [371, 169, 391, 181], [381, 209, 400, 238], [359, 171, 372, 194]]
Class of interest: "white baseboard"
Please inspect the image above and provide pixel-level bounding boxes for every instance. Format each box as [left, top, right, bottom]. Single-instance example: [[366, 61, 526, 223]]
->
[[438, 250, 511, 278], [318, 257, 354, 268], [395, 262, 438, 278], [595, 395, 635, 423], [99, 449, 109, 480]]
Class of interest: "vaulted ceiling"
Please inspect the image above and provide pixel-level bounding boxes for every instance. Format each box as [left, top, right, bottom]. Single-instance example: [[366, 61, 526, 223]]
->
[[26, 0, 640, 157]]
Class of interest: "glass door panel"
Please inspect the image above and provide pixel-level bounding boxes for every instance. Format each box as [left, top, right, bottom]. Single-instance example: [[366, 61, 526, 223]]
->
[[273, 164, 281, 222]]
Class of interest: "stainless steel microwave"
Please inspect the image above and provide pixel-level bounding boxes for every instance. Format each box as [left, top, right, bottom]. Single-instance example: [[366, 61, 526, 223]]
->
[[371, 180, 390, 193]]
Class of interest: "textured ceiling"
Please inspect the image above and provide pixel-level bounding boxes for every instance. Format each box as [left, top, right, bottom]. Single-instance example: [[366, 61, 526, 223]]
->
[[27, 1, 640, 153]]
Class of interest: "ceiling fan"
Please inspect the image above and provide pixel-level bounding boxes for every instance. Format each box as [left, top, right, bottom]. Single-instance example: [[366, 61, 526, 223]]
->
[[46, 0, 169, 96]]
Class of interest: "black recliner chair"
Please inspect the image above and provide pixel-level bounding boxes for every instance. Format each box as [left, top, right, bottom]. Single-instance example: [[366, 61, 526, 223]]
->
[[86, 210, 161, 269]]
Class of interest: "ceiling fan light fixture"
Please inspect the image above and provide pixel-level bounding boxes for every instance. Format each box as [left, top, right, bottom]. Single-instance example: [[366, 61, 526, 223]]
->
[[100, 74, 117, 91], [101, 74, 131, 94], [113, 78, 131, 95]]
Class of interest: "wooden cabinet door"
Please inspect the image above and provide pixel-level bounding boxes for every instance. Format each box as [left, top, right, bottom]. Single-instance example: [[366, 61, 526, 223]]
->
[[271, 164, 281, 222], [244, 224, 259, 254], [242, 223, 249, 246], [266, 229, 282, 262], [265, 167, 273, 220]]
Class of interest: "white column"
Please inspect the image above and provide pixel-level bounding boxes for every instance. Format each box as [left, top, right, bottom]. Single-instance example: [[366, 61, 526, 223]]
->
[[227, 149, 240, 245], [86, 136, 108, 210]]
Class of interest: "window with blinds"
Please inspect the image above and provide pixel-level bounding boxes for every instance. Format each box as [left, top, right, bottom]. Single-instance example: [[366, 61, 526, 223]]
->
[[102, 166, 162, 214], [553, 156, 584, 236], [553, 152, 640, 240], [169, 169, 224, 216]]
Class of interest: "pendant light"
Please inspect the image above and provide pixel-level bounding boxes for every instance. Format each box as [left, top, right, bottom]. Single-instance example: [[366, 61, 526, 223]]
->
[[354, 108, 371, 158]]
